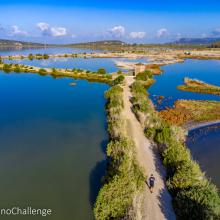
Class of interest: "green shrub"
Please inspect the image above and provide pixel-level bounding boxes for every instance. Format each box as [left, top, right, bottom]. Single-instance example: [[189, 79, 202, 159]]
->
[[129, 77, 220, 219], [154, 126, 172, 145], [144, 127, 156, 139], [167, 160, 203, 191], [131, 81, 148, 96], [43, 54, 49, 59], [113, 75, 125, 85], [97, 68, 107, 75], [173, 183, 220, 220], [117, 70, 123, 75], [94, 86, 145, 219], [162, 141, 191, 176], [38, 68, 48, 75], [2, 63, 12, 73], [94, 138, 144, 220], [136, 70, 153, 81], [14, 66, 21, 73]]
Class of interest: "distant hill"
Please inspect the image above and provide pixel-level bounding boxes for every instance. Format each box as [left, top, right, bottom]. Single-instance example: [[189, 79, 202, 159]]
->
[[0, 39, 45, 48], [173, 37, 220, 45], [67, 40, 127, 47]]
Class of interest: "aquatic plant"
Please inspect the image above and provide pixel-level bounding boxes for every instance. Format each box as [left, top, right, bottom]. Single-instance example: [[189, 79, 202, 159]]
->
[[177, 77, 220, 95]]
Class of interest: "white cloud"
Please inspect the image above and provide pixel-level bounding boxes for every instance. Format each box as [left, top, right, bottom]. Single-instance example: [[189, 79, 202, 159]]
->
[[157, 28, 168, 38], [36, 22, 67, 37], [36, 22, 51, 36], [212, 28, 220, 36], [37, 22, 50, 32], [10, 25, 28, 36], [129, 31, 146, 39], [51, 27, 67, 37], [109, 25, 125, 38]]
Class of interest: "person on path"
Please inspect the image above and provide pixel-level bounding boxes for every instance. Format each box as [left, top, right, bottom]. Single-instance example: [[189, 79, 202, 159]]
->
[[149, 174, 155, 193]]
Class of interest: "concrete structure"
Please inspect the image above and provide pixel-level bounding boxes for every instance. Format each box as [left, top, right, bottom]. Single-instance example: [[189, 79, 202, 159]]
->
[[134, 63, 146, 76]]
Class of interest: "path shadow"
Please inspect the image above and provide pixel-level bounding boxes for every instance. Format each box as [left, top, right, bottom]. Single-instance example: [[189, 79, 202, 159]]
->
[[150, 144, 176, 220], [89, 139, 108, 206]]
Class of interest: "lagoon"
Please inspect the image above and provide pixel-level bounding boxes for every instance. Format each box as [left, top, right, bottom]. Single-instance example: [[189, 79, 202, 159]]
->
[[6, 57, 147, 73], [149, 59, 220, 110], [0, 70, 108, 219], [187, 125, 220, 189], [0, 47, 99, 56], [149, 59, 220, 193]]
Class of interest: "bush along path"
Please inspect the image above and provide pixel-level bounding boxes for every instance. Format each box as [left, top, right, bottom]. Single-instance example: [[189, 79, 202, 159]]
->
[[94, 72, 176, 220], [130, 72, 220, 220], [123, 76, 175, 220], [94, 79, 146, 220]]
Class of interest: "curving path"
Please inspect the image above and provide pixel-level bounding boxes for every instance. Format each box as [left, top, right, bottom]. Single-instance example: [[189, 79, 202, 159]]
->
[[122, 76, 176, 220]]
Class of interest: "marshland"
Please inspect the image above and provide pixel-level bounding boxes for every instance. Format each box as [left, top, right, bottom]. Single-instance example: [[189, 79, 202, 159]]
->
[[1, 46, 220, 220]]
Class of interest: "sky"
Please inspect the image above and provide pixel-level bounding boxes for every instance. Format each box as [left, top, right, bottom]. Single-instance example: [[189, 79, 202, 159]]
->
[[0, 0, 220, 44]]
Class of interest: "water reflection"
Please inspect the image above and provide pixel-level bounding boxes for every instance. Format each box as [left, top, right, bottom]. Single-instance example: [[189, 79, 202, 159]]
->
[[0, 71, 108, 220], [187, 124, 220, 189], [6, 57, 148, 73]]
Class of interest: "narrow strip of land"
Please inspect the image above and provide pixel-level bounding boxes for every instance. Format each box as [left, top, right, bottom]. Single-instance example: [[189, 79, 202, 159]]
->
[[184, 120, 220, 131], [122, 76, 175, 220]]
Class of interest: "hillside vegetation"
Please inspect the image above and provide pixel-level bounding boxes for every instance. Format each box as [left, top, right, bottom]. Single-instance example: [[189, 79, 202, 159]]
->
[[0, 39, 45, 48]]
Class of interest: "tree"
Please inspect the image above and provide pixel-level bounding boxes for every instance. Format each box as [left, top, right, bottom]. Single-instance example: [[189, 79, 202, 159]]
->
[[97, 68, 107, 75], [28, 54, 34, 60]]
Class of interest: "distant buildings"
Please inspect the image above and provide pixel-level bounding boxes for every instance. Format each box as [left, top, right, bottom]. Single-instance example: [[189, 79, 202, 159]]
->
[[134, 63, 146, 76]]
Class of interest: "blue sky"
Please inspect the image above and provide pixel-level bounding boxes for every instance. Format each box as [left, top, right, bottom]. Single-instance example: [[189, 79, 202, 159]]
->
[[0, 0, 220, 43]]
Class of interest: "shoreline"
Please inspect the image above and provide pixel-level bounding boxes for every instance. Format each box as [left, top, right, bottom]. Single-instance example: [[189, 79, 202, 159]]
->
[[183, 120, 220, 131]]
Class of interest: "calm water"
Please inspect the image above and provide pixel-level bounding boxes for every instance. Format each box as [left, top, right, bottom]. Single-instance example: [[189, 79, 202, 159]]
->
[[0, 70, 109, 219], [6, 57, 147, 73], [149, 59, 220, 191], [0, 47, 100, 56], [2, 50, 220, 218], [149, 59, 220, 109], [2, 47, 148, 73], [187, 125, 220, 189]]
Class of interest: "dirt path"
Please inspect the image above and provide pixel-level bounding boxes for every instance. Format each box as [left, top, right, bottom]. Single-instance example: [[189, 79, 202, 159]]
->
[[122, 76, 176, 220]]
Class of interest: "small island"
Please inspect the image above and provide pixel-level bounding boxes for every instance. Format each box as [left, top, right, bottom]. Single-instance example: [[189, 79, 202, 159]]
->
[[159, 99, 220, 128], [177, 77, 220, 95]]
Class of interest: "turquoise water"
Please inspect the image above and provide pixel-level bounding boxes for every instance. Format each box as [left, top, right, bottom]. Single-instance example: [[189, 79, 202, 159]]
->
[[0, 70, 108, 219], [149, 59, 220, 109]]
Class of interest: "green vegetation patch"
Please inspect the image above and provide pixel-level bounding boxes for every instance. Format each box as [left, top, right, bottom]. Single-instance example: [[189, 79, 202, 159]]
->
[[159, 100, 220, 126], [178, 77, 220, 95], [130, 76, 220, 219], [94, 84, 145, 220]]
